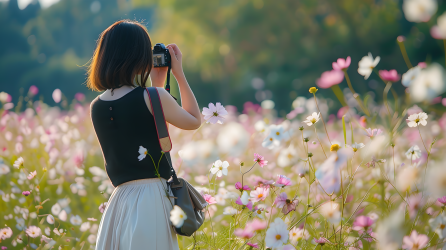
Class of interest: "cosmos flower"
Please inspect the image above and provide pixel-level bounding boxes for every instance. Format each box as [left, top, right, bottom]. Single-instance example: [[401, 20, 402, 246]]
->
[[253, 153, 268, 168], [402, 0, 437, 23], [202, 194, 217, 205], [405, 145, 422, 160], [348, 142, 365, 152], [438, 196, 446, 205], [429, 214, 446, 238], [13, 157, 24, 169], [358, 53, 380, 79], [319, 201, 341, 224], [247, 242, 258, 248], [250, 187, 269, 203], [273, 175, 292, 188], [27, 171, 37, 180], [365, 128, 383, 138], [202, 102, 228, 124], [235, 182, 251, 191], [409, 63, 445, 103], [0, 227, 13, 240], [99, 202, 107, 213], [379, 69, 401, 82], [402, 230, 428, 250], [332, 56, 351, 71], [210, 160, 229, 178], [25, 226, 41, 238], [22, 191, 31, 196], [170, 205, 187, 228], [138, 146, 148, 161], [234, 227, 254, 239], [402, 66, 421, 87], [70, 215, 82, 226], [289, 228, 310, 244], [353, 216, 374, 231], [303, 112, 320, 126], [316, 70, 344, 89], [406, 112, 428, 127], [265, 218, 289, 248]]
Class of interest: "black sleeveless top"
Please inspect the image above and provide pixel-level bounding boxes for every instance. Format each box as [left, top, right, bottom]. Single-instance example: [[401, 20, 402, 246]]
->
[[90, 86, 171, 187]]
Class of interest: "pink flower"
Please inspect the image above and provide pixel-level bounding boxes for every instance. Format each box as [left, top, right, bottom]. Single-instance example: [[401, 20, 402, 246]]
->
[[28, 85, 39, 96], [99, 202, 108, 213], [1, 246, 7, 250], [22, 191, 31, 196], [202, 102, 228, 124], [73, 152, 84, 168], [52, 89, 62, 103], [0, 227, 13, 240], [274, 192, 288, 208], [352, 216, 374, 231], [273, 175, 292, 188], [418, 62, 427, 69], [247, 242, 258, 248], [250, 187, 269, 203], [246, 218, 268, 232], [27, 170, 37, 180], [25, 226, 41, 238], [365, 128, 383, 138], [332, 56, 351, 71], [234, 227, 254, 239], [203, 194, 217, 205], [253, 153, 268, 168], [235, 182, 251, 191], [379, 69, 401, 82], [316, 70, 344, 89], [407, 193, 424, 218], [430, 26, 445, 40], [75, 93, 86, 102], [359, 116, 367, 127], [314, 237, 330, 245], [402, 230, 428, 250], [438, 196, 446, 205]]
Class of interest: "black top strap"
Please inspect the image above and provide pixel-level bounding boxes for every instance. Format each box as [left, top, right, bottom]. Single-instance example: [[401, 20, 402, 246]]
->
[[145, 87, 180, 185]]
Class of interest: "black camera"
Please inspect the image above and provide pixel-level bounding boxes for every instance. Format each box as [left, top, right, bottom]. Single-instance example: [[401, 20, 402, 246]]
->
[[152, 43, 171, 67]]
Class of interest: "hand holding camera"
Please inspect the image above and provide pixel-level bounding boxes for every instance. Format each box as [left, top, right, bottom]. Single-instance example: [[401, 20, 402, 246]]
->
[[150, 43, 184, 91]]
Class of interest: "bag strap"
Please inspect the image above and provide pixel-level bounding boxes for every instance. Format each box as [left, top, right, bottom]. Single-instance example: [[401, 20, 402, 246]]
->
[[145, 87, 180, 185]]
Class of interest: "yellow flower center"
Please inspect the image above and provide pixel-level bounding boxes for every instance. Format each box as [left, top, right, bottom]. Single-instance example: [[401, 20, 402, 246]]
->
[[330, 144, 340, 152], [213, 112, 218, 117], [276, 234, 281, 240], [269, 138, 273, 141], [276, 132, 280, 136], [180, 214, 183, 218], [353, 148, 358, 152], [292, 233, 297, 236], [257, 210, 261, 214], [441, 224, 446, 229], [257, 194, 263, 198], [415, 118, 420, 123], [144, 151, 148, 155], [219, 166, 223, 170], [311, 118, 316, 123]]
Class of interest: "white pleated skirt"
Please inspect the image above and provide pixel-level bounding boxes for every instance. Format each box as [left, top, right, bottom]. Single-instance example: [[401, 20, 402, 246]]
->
[[95, 178, 179, 250]]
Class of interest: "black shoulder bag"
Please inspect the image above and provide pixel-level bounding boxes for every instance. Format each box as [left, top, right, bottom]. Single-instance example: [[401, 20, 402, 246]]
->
[[145, 87, 208, 237]]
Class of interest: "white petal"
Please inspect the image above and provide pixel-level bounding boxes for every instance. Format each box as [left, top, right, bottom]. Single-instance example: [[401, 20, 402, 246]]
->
[[222, 161, 229, 168], [210, 168, 219, 174], [222, 168, 228, 176], [214, 160, 222, 167], [208, 103, 217, 112]]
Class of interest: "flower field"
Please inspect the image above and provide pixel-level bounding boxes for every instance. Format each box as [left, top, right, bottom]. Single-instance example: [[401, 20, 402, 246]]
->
[[2, 1, 446, 249]]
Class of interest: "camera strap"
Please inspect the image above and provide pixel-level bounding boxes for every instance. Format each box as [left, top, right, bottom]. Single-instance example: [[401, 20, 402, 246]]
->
[[164, 64, 178, 101]]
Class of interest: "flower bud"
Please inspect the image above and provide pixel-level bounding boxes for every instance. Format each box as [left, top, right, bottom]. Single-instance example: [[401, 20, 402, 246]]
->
[[309, 87, 318, 94], [299, 126, 304, 131], [304, 137, 309, 142], [308, 153, 313, 158], [298, 173, 305, 178], [240, 162, 244, 167]]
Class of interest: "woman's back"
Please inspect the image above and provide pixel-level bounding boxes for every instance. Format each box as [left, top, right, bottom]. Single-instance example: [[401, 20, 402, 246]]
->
[[90, 86, 171, 187]]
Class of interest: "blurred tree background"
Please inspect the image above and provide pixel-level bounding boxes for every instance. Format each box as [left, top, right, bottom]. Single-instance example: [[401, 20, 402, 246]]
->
[[0, 0, 445, 115]]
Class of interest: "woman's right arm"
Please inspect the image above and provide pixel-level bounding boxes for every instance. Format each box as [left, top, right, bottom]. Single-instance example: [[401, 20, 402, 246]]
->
[[145, 44, 201, 130]]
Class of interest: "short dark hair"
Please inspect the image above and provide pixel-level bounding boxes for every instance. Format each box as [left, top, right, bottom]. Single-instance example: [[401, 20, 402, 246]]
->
[[86, 20, 152, 91]]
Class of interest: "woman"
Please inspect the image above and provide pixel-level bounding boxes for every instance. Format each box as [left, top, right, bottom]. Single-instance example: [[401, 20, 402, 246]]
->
[[86, 20, 201, 250]]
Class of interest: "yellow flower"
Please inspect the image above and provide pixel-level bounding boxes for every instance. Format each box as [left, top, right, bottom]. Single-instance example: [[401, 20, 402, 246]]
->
[[330, 144, 340, 152], [309, 87, 318, 94]]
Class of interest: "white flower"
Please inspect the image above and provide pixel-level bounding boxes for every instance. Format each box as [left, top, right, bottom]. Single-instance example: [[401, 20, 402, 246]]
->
[[405, 145, 422, 160], [138, 146, 148, 161], [58, 210, 67, 221], [223, 206, 237, 215], [289, 228, 310, 244], [0, 227, 13, 240], [268, 124, 289, 141], [319, 201, 341, 224], [44, 227, 51, 235], [51, 203, 61, 216], [80, 222, 91, 232], [239, 191, 250, 205], [406, 112, 428, 127], [202, 102, 228, 124], [87, 234, 97, 244], [409, 63, 445, 102], [277, 145, 298, 167], [27, 170, 37, 180], [13, 157, 24, 169], [303, 112, 320, 126], [402, 66, 421, 87], [358, 52, 380, 79], [403, 0, 437, 23], [170, 205, 187, 228], [0, 164, 10, 175], [210, 160, 229, 178], [437, 12, 446, 39], [265, 218, 289, 248], [429, 214, 446, 238], [0, 92, 10, 103], [46, 214, 55, 224], [70, 215, 82, 225], [348, 142, 365, 152], [25, 226, 41, 238], [262, 134, 280, 149]]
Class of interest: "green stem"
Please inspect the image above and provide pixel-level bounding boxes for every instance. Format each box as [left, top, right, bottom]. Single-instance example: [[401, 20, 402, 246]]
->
[[343, 71, 370, 116], [397, 39, 413, 69], [314, 126, 328, 159]]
